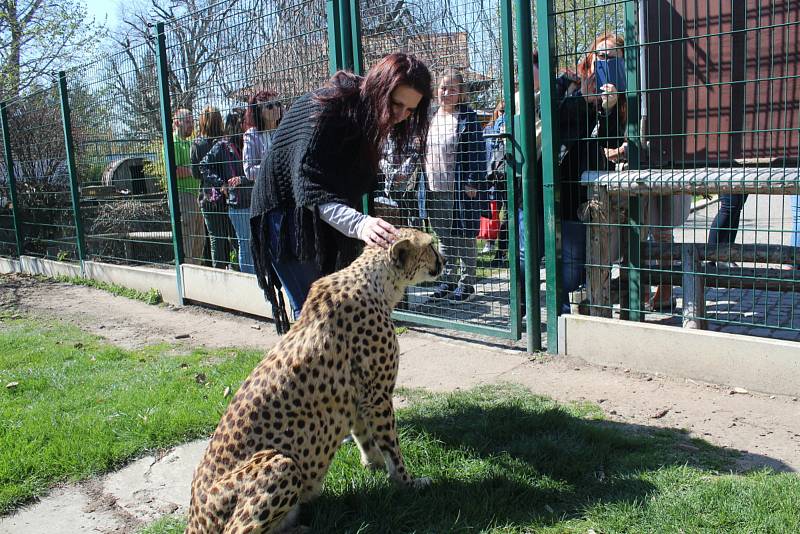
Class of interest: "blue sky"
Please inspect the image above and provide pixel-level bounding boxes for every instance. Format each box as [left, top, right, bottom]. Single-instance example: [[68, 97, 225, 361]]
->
[[83, 0, 121, 28]]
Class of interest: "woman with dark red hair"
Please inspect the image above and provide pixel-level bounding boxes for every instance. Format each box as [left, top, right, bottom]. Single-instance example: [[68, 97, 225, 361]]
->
[[226, 90, 282, 274], [250, 53, 433, 333]]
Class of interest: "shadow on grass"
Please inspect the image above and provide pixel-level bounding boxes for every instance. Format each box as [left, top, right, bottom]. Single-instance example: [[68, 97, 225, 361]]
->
[[304, 386, 791, 533]]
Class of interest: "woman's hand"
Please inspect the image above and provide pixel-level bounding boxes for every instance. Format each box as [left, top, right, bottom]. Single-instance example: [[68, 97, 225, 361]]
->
[[359, 216, 398, 248], [465, 185, 478, 199], [603, 142, 628, 163], [581, 72, 600, 104], [600, 83, 619, 112], [227, 176, 242, 188]]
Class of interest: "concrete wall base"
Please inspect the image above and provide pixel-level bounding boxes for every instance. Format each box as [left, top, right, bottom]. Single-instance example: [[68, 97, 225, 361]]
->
[[84, 261, 180, 304], [181, 265, 272, 319], [558, 314, 800, 396]]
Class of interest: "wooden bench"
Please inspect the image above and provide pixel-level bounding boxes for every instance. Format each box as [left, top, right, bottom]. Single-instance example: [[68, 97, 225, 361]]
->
[[580, 168, 800, 329]]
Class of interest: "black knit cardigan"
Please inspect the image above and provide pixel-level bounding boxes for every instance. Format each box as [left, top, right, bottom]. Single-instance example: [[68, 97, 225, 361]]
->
[[249, 89, 376, 333]]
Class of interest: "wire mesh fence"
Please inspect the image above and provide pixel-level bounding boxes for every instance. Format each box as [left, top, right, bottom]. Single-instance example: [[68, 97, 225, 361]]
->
[[361, 0, 519, 336], [0, 119, 15, 257], [67, 41, 174, 268], [3, 85, 80, 262], [164, 0, 331, 272], [540, 0, 800, 339], [1, 0, 799, 344]]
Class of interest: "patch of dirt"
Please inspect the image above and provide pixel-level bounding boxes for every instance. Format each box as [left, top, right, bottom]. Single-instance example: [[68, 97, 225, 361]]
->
[[1, 272, 798, 488]]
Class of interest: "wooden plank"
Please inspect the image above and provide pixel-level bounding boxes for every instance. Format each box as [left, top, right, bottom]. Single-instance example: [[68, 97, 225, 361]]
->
[[580, 167, 800, 196], [681, 244, 707, 330], [584, 185, 613, 318], [642, 242, 800, 265], [637, 266, 800, 291]]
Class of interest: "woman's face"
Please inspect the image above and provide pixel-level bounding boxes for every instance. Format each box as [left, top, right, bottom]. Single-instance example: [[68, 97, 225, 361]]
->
[[591, 37, 622, 74], [437, 77, 461, 109], [260, 101, 282, 128], [389, 85, 423, 125]]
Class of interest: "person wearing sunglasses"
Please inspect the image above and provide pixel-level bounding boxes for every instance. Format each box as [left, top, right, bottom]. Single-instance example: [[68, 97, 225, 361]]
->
[[231, 90, 283, 275]]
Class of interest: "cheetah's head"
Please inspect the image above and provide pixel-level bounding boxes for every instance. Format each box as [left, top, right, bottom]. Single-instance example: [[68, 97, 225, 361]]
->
[[388, 228, 445, 284]]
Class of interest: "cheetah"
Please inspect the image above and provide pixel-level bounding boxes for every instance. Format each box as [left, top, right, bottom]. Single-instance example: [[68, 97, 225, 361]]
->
[[186, 228, 445, 534]]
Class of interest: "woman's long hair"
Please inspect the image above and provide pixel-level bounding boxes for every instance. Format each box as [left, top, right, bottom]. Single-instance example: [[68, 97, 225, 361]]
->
[[224, 110, 244, 153], [198, 106, 224, 139], [315, 53, 432, 171], [243, 89, 280, 132]]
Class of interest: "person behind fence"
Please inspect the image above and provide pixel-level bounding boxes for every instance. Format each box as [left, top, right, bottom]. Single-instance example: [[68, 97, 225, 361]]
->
[[172, 108, 205, 264], [249, 53, 433, 334], [483, 98, 507, 263], [377, 133, 424, 229], [514, 42, 624, 315], [193, 106, 234, 269], [232, 91, 283, 274], [198, 109, 249, 272], [425, 69, 488, 303]]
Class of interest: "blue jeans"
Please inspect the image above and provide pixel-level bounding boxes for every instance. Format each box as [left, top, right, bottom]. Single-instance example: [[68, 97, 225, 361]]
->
[[228, 207, 254, 274], [518, 209, 586, 314], [792, 195, 800, 249], [267, 210, 323, 320], [708, 194, 747, 245]]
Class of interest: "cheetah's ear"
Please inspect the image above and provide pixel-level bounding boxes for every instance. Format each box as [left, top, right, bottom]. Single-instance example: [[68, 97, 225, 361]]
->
[[389, 237, 414, 270]]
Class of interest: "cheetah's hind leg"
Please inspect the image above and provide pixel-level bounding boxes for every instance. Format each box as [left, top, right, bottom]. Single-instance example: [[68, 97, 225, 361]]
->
[[210, 450, 304, 534]]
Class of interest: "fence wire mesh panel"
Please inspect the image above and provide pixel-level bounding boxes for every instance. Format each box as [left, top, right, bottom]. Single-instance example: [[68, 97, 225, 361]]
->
[[163, 0, 331, 273], [66, 42, 175, 268], [4, 86, 80, 262], [0, 125, 14, 257], [540, 0, 800, 341], [359, 0, 520, 338]]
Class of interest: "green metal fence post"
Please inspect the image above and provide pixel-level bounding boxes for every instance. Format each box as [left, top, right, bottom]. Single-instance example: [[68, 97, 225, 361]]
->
[[499, 0, 522, 342], [349, 0, 364, 75], [341, 0, 371, 215], [338, 0, 354, 72], [0, 101, 24, 257], [154, 22, 185, 304], [57, 71, 87, 269], [535, 0, 564, 353], [624, 0, 643, 322], [326, 0, 344, 73], [514, 0, 542, 352]]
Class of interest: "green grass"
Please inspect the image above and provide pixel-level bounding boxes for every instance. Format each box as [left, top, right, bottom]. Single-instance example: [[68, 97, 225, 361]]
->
[[142, 386, 798, 533], [51, 275, 163, 304], [2, 315, 797, 533], [0, 313, 262, 514]]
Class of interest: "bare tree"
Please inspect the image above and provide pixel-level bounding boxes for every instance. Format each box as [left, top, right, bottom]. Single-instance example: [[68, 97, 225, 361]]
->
[[107, 0, 243, 133]]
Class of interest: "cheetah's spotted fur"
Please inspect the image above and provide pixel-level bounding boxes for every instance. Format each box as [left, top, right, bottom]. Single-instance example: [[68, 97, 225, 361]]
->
[[185, 228, 445, 533]]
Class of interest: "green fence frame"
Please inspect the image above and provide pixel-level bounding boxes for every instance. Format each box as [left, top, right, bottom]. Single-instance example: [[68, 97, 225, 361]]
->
[[2, 0, 796, 348], [57, 71, 87, 269], [154, 21, 186, 304], [0, 101, 24, 257]]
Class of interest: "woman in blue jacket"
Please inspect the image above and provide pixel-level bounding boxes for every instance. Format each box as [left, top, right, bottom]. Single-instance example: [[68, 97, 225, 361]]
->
[[425, 69, 488, 302]]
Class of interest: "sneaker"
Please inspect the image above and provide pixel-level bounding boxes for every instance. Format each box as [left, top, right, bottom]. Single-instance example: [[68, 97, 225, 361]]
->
[[430, 282, 455, 299], [481, 242, 495, 254], [451, 285, 476, 302]]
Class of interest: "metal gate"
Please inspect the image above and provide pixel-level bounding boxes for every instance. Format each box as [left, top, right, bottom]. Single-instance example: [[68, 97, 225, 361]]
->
[[329, 0, 541, 348]]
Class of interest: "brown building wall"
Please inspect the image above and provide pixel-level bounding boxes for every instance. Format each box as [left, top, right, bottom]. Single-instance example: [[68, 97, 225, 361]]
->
[[644, 0, 800, 166]]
